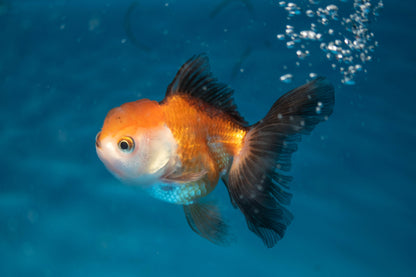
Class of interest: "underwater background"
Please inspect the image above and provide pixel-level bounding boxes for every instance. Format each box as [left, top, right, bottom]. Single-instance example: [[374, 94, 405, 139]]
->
[[1, 0, 415, 276]]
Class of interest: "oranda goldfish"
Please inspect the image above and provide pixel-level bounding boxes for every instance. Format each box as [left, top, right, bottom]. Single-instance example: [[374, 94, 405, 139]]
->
[[95, 54, 335, 247]]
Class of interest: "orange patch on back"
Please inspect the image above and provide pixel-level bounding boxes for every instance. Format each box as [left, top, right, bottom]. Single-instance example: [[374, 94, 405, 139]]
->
[[161, 95, 247, 175], [100, 99, 165, 138]]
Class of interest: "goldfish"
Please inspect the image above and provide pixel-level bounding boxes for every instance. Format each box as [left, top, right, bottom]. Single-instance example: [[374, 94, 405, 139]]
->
[[95, 54, 334, 247]]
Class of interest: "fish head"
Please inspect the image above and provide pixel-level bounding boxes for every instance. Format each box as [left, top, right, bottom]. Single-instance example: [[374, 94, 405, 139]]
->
[[95, 99, 177, 185]]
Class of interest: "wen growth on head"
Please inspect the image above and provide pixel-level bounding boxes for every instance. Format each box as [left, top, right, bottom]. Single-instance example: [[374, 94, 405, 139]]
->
[[95, 54, 335, 247]]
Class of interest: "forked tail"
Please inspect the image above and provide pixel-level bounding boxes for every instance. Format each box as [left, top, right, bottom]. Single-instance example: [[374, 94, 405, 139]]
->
[[227, 77, 335, 247]]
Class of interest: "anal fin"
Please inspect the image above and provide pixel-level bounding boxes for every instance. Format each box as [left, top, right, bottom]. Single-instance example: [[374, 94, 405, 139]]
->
[[183, 202, 230, 245]]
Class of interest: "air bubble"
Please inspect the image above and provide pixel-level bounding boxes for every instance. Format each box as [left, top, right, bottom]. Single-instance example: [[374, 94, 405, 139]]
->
[[306, 10, 314, 17], [280, 74, 293, 83], [296, 50, 309, 59], [342, 77, 356, 85], [326, 5, 339, 20], [277, 34, 285, 40], [309, 0, 320, 4], [277, 0, 383, 85], [286, 41, 295, 48], [285, 3, 301, 16]]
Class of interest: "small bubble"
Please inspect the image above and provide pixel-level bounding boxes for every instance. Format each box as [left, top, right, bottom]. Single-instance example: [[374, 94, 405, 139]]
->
[[277, 34, 285, 40], [316, 106, 322, 114], [285, 2, 301, 16], [306, 10, 314, 17], [342, 77, 356, 85], [286, 41, 295, 48], [300, 30, 319, 40], [280, 74, 293, 84], [286, 25, 294, 35], [296, 50, 309, 59], [280, 74, 293, 83], [309, 72, 317, 78]]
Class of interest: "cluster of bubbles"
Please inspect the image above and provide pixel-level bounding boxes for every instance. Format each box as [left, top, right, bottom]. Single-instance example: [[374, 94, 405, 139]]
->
[[276, 0, 384, 85]]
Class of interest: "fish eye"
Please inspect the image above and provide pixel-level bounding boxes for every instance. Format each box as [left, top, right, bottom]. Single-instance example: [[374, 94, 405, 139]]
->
[[118, 136, 135, 153]]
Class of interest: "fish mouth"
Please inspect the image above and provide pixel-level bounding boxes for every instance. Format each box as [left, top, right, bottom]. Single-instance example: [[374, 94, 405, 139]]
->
[[95, 132, 101, 148]]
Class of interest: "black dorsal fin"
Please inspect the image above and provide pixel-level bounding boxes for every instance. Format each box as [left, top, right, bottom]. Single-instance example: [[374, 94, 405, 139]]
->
[[162, 54, 248, 125]]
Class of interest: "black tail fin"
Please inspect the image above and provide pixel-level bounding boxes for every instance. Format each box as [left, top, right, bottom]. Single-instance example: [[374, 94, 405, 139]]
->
[[227, 77, 335, 247]]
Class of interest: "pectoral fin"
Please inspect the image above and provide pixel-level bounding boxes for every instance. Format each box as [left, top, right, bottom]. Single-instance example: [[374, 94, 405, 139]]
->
[[160, 169, 207, 184], [183, 202, 230, 245]]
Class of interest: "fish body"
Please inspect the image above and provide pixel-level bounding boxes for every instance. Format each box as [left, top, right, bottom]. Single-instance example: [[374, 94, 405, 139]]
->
[[153, 94, 246, 204], [96, 54, 335, 247]]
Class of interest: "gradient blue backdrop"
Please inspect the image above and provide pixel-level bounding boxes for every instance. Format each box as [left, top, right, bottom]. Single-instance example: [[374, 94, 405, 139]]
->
[[1, 0, 415, 276]]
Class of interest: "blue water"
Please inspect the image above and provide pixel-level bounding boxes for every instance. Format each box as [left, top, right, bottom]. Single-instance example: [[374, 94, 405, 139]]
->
[[1, 0, 415, 276]]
